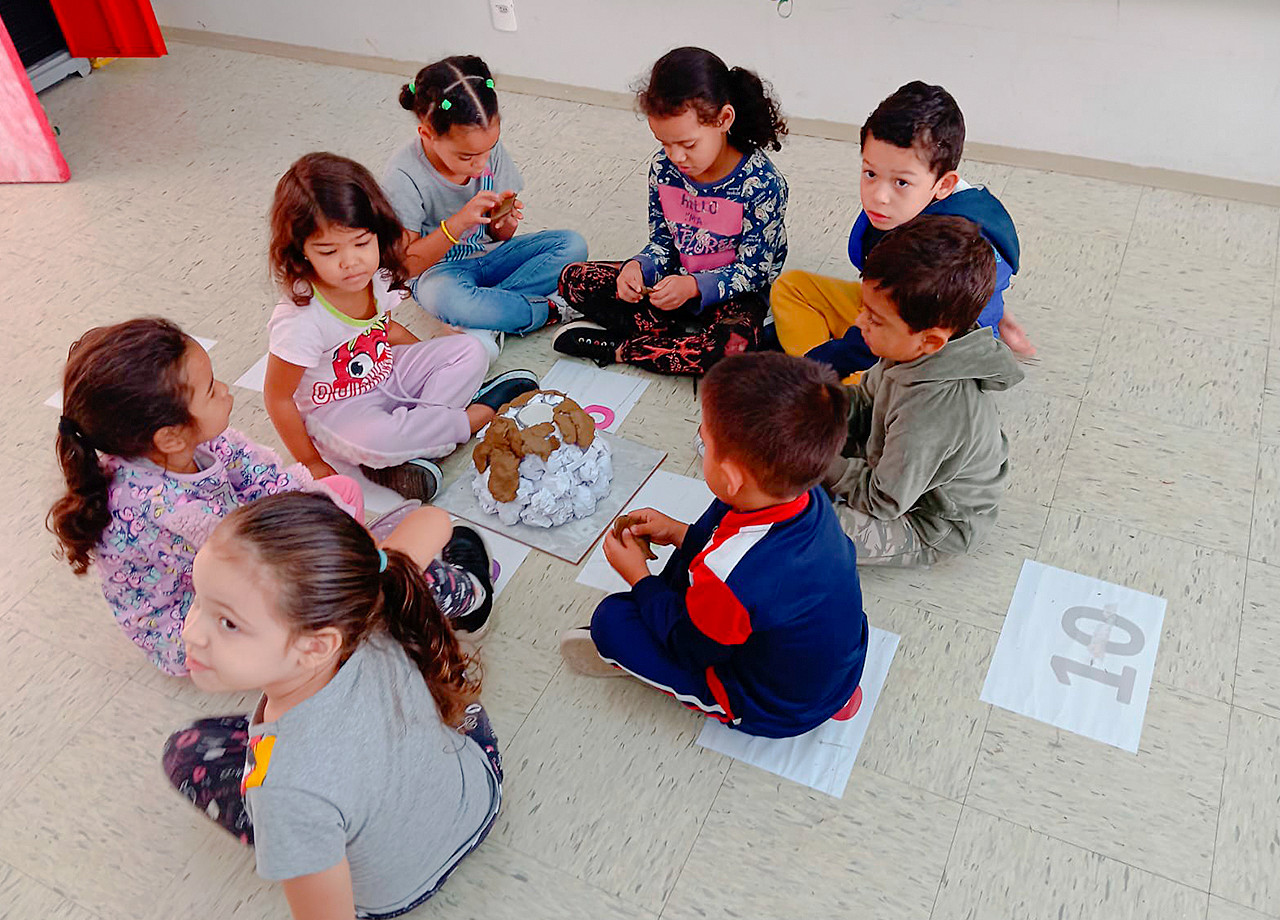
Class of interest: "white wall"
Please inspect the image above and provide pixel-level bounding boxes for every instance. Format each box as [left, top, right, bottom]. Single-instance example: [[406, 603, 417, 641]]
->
[[154, 0, 1280, 187]]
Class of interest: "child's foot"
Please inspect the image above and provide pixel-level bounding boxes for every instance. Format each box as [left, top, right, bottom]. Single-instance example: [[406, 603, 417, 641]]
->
[[360, 458, 442, 502], [997, 313, 1036, 358], [553, 321, 622, 367], [545, 292, 582, 325], [442, 526, 493, 636], [559, 628, 623, 677], [472, 369, 540, 411]]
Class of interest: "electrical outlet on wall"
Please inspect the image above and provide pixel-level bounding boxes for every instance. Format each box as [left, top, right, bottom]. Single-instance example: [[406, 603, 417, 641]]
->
[[489, 0, 517, 31]]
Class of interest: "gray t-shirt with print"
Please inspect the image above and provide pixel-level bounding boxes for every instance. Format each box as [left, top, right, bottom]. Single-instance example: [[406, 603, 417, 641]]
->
[[244, 634, 500, 917], [382, 137, 523, 259]]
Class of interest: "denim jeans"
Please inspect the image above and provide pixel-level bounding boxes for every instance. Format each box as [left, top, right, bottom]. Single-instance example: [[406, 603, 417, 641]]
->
[[410, 229, 588, 334]]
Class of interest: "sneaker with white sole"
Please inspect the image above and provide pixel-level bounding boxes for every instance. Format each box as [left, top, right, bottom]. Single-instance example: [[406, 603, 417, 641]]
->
[[559, 627, 624, 677], [441, 526, 493, 636], [553, 321, 623, 367], [359, 458, 442, 502], [472, 369, 540, 411]]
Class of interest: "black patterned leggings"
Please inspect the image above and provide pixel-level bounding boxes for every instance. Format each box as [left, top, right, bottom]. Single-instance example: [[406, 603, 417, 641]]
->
[[161, 704, 504, 847], [558, 261, 769, 376]]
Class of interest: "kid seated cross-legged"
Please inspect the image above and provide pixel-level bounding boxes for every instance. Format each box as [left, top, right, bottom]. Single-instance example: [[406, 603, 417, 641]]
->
[[559, 353, 868, 740], [772, 80, 1030, 382], [826, 216, 1024, 567]]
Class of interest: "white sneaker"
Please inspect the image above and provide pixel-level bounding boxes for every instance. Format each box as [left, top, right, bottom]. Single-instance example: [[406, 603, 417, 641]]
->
[[466, 328, 503, 361]]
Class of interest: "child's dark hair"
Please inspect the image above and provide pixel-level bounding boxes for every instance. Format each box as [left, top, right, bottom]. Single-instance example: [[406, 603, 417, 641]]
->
[[48, 318, 195, 575], [400, 55, 499, 136], [702, 353, 848, 498], [219, 492, 479, 726], [637, 47, 787, 154], [269, 152, 409, 307], [861, 81, 965, 177], [862, 216, 996, 335]]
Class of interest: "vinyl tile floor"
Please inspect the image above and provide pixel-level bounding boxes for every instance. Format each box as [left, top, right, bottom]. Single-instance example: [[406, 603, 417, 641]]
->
[[1, 42, 1278, 920]]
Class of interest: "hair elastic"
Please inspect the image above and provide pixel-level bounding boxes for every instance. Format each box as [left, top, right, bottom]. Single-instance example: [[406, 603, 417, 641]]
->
[[440, 219, 461, 245], [408, 80, 416, 94], [440, 99, 452, 110], [58, 415, 91, 448], [377, 548, 388, 573], [485, 78, 495, 88]]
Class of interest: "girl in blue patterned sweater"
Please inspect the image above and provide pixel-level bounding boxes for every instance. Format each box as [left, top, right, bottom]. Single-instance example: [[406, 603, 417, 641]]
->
[[554, 47, 789, 376]]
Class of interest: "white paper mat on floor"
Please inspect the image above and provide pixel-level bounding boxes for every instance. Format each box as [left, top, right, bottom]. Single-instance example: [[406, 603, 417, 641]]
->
[[233, 353, 269, 392], [436, 432, 666, 565], [980, 560, 1166, 753], [46, 336, 218, 409], [539, 359, 649, 433], [697, 625, 900, 798], [576, 470, 714, 593]]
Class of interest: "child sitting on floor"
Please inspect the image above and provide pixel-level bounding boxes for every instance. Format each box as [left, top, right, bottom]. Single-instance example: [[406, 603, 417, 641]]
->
[[384, 54, 587, 347], [264, 152, 538, 503], [553, 46, 789, 376], [559, 353, 867, 739], [163, 492, 501, 919], [47, 318, 494, 678], [826, 216, 1024, 567], [772, 80, 1030, 383]]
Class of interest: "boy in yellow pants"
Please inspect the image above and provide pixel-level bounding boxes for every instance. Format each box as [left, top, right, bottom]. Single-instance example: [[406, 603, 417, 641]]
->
[[773, 81, 1030, 382]]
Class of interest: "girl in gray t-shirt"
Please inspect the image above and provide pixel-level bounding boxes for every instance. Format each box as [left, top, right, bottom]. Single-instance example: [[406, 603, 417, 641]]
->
[[382, 54, 588, 338], [162, 492, 501, 919]]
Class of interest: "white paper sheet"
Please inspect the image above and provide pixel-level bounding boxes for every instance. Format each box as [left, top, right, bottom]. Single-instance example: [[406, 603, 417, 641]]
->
[[980, 560, 1166, 753], [696, 626, 900, 798], [232, 353, 269, 392], [539, 359, 649, 433], [46, 336, 218, 409], [575, 471, 715, 593]]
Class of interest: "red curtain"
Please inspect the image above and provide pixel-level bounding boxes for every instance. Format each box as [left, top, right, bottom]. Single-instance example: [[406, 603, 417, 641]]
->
[[48, 0, 166, 58]]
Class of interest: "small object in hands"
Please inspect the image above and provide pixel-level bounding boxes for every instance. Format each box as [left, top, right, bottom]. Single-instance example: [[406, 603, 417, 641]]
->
[[639, 285, 655, 296], [488, 196, 517, 221], [613, 513, 658, 560]]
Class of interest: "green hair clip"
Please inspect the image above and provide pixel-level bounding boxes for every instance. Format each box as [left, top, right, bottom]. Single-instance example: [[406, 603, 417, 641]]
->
[[485, 78, 495, 88], [408, 80, 416, 94], [440, 99, 452, 110]]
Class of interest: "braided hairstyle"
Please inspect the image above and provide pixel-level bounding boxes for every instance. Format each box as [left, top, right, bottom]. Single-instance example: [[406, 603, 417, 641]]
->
[[400, 55, 500, 136], [637, 47, 788, 154], [220, 492, 480, 726], [47, 318, 195, 574]]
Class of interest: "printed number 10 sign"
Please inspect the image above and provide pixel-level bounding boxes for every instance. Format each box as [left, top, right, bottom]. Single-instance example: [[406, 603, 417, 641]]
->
[[981, 561, 1166, 753]]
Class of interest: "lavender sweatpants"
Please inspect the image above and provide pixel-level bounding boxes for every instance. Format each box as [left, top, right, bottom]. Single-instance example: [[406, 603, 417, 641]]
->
[[305, 335, 489, 468]]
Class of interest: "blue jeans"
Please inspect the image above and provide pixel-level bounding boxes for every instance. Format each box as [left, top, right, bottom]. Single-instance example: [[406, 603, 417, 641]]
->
[[410, 229, 588, 334]]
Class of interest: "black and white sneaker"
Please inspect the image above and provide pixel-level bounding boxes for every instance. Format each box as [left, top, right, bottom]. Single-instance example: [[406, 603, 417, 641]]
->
[[472, 369, 540, 412], [553, 321, 622, 367], [442, 525, 493, 636], [359, 458, 443, 502]]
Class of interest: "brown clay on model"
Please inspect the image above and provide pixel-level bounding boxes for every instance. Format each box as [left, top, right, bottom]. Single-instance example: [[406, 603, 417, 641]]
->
[[473, 391, 599, 503]]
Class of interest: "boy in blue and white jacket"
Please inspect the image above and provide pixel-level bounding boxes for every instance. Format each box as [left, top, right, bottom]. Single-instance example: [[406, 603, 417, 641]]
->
[[559, 353, 867, 739]]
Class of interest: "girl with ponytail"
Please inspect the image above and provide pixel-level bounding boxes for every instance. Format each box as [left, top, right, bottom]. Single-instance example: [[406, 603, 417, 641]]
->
[[384, 54, 587, 341], [47, 317, 493, 679], [164, 491, 501, 919], [553, 46, 790, 376]]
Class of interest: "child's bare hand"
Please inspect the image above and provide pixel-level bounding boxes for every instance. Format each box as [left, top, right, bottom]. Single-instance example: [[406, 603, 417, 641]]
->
[[616, 260, 646, 303], [604, 528, 652, 585], [305, 459, 338, 480], [452, 191, 503, 235], [648, 275, 698, 311], [623, 507, 688, 548]]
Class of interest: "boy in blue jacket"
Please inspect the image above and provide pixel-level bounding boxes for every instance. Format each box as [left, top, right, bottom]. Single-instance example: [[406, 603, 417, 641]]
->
[[772, 81, 1032, 381], [559, 353, 868, 739]]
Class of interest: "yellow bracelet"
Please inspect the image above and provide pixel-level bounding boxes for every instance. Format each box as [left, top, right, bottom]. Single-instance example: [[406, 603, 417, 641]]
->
[[440, 219, 461, 245]]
